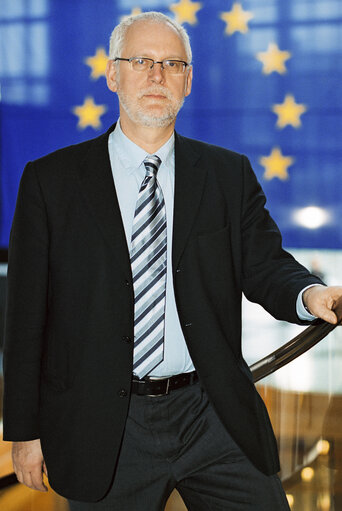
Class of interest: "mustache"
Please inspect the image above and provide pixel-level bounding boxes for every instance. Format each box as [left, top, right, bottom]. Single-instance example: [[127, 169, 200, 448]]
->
[[138, 87, 173, 100]]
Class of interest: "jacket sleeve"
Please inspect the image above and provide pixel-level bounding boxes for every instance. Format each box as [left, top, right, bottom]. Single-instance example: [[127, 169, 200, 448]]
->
[[2, 162, 49, 441], [240, 155, 323, 323]]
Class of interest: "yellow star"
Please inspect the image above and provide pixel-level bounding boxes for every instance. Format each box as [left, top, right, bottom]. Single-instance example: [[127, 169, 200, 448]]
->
[[72, 96, 107, 130], [220, 3, 254, 35], [272, 94, 307, 129], [85, 48, 109, 79], [170, 0, 202, 25], [120, 7, 142, 22], [256, 43, 291, 74], [259, 147, 295, 181]]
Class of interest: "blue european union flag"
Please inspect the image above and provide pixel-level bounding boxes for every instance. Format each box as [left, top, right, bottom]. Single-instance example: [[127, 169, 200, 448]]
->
[[1, 0, 341, 249]]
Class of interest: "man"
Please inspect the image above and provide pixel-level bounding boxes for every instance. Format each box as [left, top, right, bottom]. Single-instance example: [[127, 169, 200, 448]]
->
[[3, 11, 342, 511]]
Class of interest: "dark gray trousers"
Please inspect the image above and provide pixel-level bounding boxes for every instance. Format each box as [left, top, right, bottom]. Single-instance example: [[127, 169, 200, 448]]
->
[[68, 382, 290, 511]]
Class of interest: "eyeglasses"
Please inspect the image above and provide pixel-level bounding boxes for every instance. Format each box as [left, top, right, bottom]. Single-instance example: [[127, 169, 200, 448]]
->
[[114, 57, 189, 75]]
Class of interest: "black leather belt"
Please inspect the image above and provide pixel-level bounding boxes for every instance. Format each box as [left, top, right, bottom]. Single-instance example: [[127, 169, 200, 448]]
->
[[131, 371, 198, 397]]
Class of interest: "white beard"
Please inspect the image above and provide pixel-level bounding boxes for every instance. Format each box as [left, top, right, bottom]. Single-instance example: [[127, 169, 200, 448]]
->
[[117, 86, 185, 128]]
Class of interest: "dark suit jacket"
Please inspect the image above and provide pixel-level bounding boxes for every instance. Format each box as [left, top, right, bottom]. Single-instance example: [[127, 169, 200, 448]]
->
[[3, 123, 322, 501]]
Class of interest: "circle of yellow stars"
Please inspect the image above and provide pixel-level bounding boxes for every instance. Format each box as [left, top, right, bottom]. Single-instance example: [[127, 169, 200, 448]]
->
[[72, 0, 308, 180]]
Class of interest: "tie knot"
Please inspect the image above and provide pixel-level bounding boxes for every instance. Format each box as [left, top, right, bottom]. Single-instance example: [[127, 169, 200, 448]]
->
[[144, 155, 161, 177]]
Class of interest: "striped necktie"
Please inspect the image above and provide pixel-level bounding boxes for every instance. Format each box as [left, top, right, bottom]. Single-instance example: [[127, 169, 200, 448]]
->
[[130, 155, 167, 379]]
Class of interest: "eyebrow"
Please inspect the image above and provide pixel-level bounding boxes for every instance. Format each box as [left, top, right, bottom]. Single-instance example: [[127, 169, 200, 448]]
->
[[127, 53, 187, 60]]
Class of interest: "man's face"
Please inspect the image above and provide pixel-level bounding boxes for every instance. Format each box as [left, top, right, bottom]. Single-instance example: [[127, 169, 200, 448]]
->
[[106, 21, 192, 128]]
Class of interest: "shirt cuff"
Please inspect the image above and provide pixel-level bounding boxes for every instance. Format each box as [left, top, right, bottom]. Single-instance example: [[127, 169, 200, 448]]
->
[[296, 284, 322, 321]]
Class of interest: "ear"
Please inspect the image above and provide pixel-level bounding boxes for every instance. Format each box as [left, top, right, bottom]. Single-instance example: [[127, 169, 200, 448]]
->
[[184, 65, 193, 97], [106, 60, 118, 92]]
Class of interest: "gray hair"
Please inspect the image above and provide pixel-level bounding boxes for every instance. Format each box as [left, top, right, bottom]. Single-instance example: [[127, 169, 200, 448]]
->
[[109, 11, 192, 64]]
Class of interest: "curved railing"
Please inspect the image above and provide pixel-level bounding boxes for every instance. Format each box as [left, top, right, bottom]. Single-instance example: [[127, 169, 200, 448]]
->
[[250, 318, 341, 383], [250, 297, 342, 382], [1, 310, 341, 491]]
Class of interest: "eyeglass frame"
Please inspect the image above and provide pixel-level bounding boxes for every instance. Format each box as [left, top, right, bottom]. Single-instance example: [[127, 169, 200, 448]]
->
[[113, 56, 190, 74]]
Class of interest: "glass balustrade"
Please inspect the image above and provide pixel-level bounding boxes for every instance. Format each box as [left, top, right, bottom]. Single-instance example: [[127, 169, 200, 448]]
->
[[254, 324, 342, 511]]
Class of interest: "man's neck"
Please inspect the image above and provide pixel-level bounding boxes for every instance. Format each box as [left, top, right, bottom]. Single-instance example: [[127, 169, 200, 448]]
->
[[119, 116, 175, 154]]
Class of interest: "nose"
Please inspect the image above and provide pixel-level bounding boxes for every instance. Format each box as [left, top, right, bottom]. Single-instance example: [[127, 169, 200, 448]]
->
[[148, 62, 164, 83]]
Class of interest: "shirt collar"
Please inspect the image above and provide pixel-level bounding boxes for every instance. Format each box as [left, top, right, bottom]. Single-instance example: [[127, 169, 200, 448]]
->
[[111, 119, 174, 174]]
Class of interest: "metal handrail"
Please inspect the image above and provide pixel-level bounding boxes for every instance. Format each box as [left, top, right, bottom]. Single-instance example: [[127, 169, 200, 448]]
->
[[251, 318, 341, 383], [250, 297, 342, 382], [1, 308, 341, 490]]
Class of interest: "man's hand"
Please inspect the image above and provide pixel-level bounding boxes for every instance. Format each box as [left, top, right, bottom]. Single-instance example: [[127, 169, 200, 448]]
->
[[303, 285, 342, 324], [12, 438, 48, 492]]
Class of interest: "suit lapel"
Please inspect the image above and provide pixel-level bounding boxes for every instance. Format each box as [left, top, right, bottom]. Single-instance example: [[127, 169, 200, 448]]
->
[[76, 124, 132, 278], [172, 133, 207, 271], [75, 127, 207, 278]]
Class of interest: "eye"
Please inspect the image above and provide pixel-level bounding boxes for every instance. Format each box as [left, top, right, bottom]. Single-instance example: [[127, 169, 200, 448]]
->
[[135, 58, 147, 66], [164, 60, 184, 73]]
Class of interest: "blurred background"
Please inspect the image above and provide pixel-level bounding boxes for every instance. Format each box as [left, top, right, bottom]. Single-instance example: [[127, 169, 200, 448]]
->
[[0, 0, 341, 509]]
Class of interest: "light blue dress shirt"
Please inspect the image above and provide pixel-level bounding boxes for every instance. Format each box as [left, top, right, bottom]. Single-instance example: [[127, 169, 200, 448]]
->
[[108, 121, 195, 377], [108, 121, 315, 378]]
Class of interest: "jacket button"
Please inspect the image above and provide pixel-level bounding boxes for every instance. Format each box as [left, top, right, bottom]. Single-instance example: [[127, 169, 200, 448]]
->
[[185, 322, 192, 327], [125, 280, 130, 286], [122, 336, 132, 343], [176, 268, 181, 273], [118, 389, 127, 397]]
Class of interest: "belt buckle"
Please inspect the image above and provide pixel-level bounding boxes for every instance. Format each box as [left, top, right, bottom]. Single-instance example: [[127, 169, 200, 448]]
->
[[147, 376, 170, 397]]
